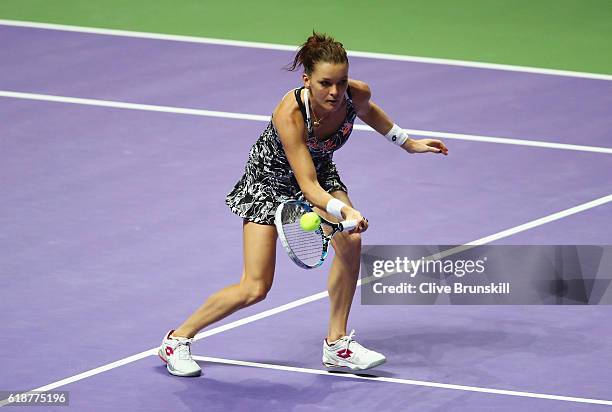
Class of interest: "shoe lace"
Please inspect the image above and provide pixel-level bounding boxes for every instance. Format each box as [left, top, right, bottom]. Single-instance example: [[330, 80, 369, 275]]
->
[[343, 330, 367, 354], [176, 339, 193, 360], [344, 329, 356, 352]]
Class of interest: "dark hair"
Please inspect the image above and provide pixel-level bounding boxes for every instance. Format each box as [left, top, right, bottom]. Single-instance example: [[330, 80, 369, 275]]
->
[[286, 32, 348, 75]]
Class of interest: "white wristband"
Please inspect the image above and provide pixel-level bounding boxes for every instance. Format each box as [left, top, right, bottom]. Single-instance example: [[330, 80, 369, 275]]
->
[[326, 198, 347, 220], [384, 124, 409, 146]]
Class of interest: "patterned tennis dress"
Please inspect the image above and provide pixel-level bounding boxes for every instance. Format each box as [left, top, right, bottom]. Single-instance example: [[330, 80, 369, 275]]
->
[[225, 86, 357, 225]]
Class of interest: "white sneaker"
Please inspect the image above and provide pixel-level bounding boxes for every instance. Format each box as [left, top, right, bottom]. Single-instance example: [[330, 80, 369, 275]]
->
[[322, 330, 386, 371], [158, 330, 202, 377]]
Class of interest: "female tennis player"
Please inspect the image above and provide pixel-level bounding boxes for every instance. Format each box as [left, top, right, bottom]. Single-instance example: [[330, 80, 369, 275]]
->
[[159, 33, 448, 376]]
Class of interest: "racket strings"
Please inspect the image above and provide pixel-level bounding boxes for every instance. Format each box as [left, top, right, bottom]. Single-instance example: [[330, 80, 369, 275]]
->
[[281, 221, 324, 265]]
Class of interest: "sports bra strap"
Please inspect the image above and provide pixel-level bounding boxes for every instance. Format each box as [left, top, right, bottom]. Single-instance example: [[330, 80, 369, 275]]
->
[[294, 87, 308, 124]]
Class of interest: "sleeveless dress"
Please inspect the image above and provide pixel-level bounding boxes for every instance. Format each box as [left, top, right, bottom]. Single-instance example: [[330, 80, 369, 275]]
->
[[225, 86, 357, 225]]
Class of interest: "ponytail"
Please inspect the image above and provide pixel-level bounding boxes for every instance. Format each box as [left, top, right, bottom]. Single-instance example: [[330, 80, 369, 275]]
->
[[286, 32, 348, 74]]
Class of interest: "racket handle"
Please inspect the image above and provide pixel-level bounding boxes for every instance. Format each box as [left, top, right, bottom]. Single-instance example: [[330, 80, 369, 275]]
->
[[339, 219, 358, 231]]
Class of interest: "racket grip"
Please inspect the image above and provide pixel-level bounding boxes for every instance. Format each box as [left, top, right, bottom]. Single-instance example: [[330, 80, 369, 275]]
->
[[340, 219, 358, 231]]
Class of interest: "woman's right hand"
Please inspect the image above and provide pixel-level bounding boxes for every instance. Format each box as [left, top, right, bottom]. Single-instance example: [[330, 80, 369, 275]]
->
[[342, 206, 369, 233]]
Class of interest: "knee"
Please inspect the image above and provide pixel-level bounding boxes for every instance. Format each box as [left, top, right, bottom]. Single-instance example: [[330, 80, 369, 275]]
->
[[347, 232, 362, 248], [242, 282, 270, 306], [333, 232, 362, 271], [338, 232, 362, 256]]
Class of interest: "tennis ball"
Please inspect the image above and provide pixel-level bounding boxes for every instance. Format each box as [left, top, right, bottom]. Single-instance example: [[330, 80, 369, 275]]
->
[[300, 212, 321, 232]]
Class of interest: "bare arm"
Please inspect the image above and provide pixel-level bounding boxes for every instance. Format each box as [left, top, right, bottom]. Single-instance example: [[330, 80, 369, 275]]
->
[[272, 94, 366, 228], [350, 80, 394, 135], [273, 110, 336, 210], [350, 80, 448, 155]]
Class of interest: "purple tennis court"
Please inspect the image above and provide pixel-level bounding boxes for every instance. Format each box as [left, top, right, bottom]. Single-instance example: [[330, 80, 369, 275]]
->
[[1, 23, 612, 411]]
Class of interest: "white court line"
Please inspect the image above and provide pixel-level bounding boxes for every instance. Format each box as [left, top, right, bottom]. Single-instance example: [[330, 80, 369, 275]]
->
[[357, 194, 612, 287], [2, 193, 611, 408], [2, 90, 611, 155], [192, 356, 612, 406], [1, 19, 611, 81]]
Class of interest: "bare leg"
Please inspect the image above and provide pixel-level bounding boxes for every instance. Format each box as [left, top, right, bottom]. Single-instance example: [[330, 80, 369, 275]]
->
[[316, 191, 362, 342], [172, 221, 277, 338]]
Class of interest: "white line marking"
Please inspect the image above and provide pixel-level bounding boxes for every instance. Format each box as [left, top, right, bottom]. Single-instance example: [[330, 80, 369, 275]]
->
[[0, 292, 330, 408], [192, 356, 612, 406], [465, 194, 612, 245], [396, 128, 612, 154], [1, 19, 611, 81], [0, 350, 156, 407], [2, 90, 611, 154], [358, 194, 612, 287], [0, 90, 270, 122], [1, 194, 611, 407]]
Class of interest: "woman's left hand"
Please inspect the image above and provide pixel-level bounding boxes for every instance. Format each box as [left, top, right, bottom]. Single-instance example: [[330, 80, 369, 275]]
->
[[402, 138, 449, 155]]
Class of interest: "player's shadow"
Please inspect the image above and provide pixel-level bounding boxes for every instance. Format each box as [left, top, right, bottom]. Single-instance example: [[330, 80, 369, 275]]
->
[[366, 322, 599, 362], [153, 358, 395, 379], [153, 319, 598, 411], [360, 320, 600, 385], [160, 361, 388, 412], [247, 358, 397, 378]]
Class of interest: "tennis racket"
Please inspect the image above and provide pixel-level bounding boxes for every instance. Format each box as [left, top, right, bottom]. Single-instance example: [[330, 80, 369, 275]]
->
[[274, 199, 358, 269]]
